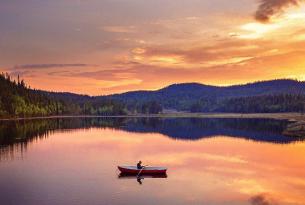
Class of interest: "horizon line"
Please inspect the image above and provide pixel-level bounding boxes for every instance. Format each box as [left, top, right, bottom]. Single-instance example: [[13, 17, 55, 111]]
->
[[27, 78, 304, 97]]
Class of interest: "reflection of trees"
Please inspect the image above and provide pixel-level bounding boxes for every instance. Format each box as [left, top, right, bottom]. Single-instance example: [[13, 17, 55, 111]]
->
[[123, 118, 300, 144], [0, 117, 302, 161], [0, 118, 126, 161], [0, 120, 51, 161]]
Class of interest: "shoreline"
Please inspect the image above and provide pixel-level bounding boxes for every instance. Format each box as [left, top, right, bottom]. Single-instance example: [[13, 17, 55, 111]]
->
[[1, 113, 304, 137], [1, 112, 304, 122]]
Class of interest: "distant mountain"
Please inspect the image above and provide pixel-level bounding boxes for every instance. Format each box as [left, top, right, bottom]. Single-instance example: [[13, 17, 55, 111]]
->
[[106, 79, 305, 112], [110, 79, 305, 99], [36, 79, 305, 106]]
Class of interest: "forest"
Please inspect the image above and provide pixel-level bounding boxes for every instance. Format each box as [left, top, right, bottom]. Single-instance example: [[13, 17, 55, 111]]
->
[[0, 73, 304, 118], [189, 94, 305, 113], [109, 80, 305, 113], [0, 73, 162, 118]]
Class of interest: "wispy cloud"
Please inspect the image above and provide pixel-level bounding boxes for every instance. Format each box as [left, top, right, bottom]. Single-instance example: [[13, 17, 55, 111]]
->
[[13, 64, 94, 70], [102, 26, 136, 33], [255, 0, 303, 22], [73, 68, 137, 81]]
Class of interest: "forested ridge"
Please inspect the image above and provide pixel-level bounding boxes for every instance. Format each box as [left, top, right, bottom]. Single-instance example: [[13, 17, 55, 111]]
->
[[109, 80, 305, 113], [1, 73, 305, 118], [0, 73, 128, 117]]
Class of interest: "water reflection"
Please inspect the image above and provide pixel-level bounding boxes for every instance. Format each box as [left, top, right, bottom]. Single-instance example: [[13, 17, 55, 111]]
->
[[0, 118, 305, 205], [0, 117, 301, 161], [0, 117, 298, 145], [118, 173, 168, 185], [0, 118, 123, 161], [123, 118, 294, 143]]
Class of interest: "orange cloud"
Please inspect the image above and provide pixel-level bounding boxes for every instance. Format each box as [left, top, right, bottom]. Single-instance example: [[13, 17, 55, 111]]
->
[[2, 1, 305, 95]]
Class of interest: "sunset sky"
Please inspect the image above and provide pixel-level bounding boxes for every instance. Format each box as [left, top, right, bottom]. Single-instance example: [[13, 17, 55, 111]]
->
[[1, 0, 305, 95]]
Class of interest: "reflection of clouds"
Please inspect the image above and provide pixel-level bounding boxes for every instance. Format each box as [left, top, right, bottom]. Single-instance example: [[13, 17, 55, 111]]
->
[[1, 126, 305, 205], [144, 152, 248, 166], [235, 179, 269, 194], [95, 128, 305, 205], [250, 193, 278, 205], [121, 133, 305, 205]]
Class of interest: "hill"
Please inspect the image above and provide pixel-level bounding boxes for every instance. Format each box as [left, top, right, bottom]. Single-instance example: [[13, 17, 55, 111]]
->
[[107, 79, 305, 112], [0, 73, 126, 118], [1, 73, 305, 117]]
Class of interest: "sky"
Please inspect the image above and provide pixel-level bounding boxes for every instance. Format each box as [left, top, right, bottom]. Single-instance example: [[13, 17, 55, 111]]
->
[[0, 0, 305, 95]]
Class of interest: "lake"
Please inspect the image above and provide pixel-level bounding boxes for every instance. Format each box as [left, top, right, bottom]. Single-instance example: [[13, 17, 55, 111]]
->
[[0, 117, 305, 205]]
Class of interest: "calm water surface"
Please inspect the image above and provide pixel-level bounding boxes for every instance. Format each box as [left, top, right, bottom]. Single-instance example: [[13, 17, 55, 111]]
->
[[0, 118, 305, 205]]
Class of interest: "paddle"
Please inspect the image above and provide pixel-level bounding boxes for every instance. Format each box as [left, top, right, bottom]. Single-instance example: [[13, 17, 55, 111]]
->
[[137, 165, 148, 178]]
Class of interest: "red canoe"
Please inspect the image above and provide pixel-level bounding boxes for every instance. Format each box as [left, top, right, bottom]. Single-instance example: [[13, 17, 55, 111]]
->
[[118, 166, 167, 175]]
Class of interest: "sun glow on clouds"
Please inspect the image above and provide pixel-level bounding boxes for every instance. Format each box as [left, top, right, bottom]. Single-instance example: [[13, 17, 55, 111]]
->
[[237, 5, 305, 40], [207, 56, 254, 66], [150, 55, 184, 65], [239, 23, 280, 39], [2, 1, 305, 94], [102, 26, 136, 33], [95, 79, 143, 89], [131, 47, 185, 66], [125, 6, 305, 75], [288, 74, 305, 81], [132, 47, 146, 54]]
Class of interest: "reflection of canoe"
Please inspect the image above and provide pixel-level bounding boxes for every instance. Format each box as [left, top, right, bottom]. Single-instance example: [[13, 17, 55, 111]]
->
[[119, 173, 167, 179], [118, 166, 167, 175]]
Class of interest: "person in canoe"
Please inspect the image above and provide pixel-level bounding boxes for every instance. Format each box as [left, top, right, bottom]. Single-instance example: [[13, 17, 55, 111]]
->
[[137, 161, 144, 169]]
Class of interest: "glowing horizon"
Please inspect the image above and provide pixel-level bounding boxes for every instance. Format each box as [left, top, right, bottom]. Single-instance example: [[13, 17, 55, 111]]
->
[[1, 0, 305, 95]]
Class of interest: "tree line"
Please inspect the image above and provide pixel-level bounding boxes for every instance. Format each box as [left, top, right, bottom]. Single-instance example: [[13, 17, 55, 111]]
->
[[190, 94, 305, 113], [1, 73, 304, 118], [0, 73, 162, 118]]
